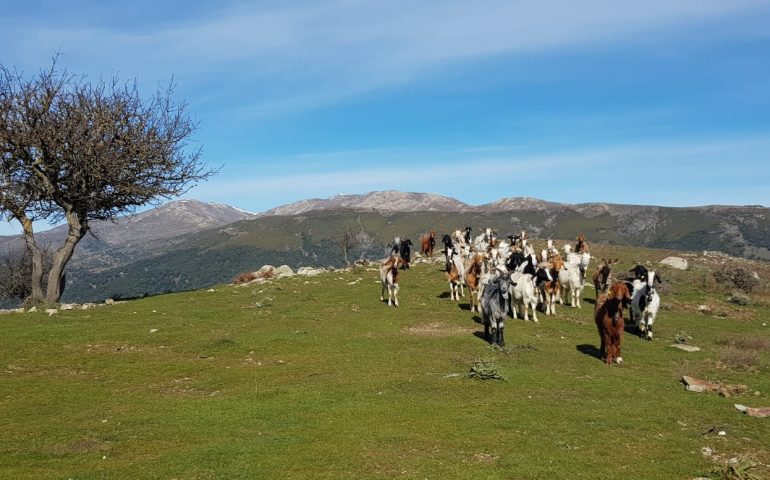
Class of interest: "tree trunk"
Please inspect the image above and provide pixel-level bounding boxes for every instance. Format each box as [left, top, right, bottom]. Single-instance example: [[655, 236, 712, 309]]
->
[[20, 217, 44, 302], [45, 211, 87, 303]]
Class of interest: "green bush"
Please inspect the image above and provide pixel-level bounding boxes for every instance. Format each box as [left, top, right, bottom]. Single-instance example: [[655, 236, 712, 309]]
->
[[713, 265, 760, 293]]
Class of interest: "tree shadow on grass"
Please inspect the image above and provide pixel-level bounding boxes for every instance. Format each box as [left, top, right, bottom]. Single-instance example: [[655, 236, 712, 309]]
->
[[576, 344, 603, 361]]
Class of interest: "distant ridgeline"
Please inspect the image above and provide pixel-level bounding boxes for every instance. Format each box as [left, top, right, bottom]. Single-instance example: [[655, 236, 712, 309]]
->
[[2, 198, 769, 305]]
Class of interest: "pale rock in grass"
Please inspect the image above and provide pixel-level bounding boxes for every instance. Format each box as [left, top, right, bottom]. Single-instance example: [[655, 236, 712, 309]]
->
[[105, 299, 115, 305], [734, 404, 770, 417], [46, 309, 58, 316], [297, 267, 325, 276], [274, 265, 295, 277], [682, 375, 719, 393], [60, 303, 76, 311], [671, 344, 701, 352], [255, 265, 275, 279], [27, 306, 37, 313], [660, 256, 688, 270]]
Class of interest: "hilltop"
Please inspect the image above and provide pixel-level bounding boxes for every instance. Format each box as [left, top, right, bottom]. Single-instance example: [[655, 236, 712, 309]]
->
[[1, 241, 768, 478]]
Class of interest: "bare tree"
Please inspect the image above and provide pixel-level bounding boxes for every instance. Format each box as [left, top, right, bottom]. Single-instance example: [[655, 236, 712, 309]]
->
[[0, 57, 214, 303], [334, 228, 357, 266]]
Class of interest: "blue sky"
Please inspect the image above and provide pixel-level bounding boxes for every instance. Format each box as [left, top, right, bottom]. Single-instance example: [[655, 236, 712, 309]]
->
[[1, 0, 769, 235]]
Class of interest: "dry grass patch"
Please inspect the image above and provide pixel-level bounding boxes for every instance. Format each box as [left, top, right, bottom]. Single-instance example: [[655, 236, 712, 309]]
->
[[403, 322, 474, 336], [716, 348, 762, 373], [717, 336, 770, 352]]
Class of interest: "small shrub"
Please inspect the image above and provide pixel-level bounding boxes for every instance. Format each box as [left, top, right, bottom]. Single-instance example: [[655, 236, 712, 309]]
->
[[710, 457, 762, 480], [717, 336, 770, 352], [21, 297, 59, 311], [718, 348, 760, 372], [233, 272, 257, 285], [674, 332, 691, 344], [468, 359, 508, 381], [728, 291, 751, 306], [713, 265, 760, 294]]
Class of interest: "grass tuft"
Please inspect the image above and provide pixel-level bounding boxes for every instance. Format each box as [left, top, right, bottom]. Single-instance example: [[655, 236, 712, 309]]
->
[[468, 358, 508, 381], [710, 457, 762, 480]]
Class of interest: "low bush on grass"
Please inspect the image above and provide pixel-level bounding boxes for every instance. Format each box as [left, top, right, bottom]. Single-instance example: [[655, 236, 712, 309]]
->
[[468, 358, 507, 381], [710, 457, 762, 480], [714, 265, 760, 294], [728, 291, 752, 306]]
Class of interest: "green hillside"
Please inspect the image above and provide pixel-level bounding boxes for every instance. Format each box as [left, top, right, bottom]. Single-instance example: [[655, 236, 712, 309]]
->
[[1, 242, 768, 479]]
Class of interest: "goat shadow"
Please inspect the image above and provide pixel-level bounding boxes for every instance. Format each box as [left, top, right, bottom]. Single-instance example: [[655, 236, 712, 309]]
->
[[458, 303, 473, 311], [583, 297, 597, 306], [472, 331, 490, 344], [576, 344, 603, 361], [437, 292, 451, 299]]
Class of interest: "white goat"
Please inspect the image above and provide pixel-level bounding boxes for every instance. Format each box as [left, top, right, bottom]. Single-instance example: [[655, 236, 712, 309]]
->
[[509, 271, 539, 323], [559, 253, 583, 308], [630, 271, 662, 340]]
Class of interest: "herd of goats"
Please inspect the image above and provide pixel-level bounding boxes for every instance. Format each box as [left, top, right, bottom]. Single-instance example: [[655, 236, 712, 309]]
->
[[379, 227, 663, 365]]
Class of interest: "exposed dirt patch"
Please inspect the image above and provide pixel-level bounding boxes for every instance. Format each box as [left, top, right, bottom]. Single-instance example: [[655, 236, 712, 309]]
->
[[403, 322, 475, 336]]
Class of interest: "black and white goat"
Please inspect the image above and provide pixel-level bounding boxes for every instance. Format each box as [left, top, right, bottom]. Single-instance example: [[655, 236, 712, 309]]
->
[[630, 271, 662, 340], [441, 234, 454, 271], [629, 265, 649, 281]]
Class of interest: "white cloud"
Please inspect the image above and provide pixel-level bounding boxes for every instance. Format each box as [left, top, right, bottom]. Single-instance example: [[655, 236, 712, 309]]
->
[[2, 0, 767, 115], [189, 133, 770, 210]]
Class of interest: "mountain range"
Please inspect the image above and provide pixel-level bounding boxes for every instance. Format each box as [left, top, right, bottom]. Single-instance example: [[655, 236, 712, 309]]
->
[[1, 191, 768, 304]]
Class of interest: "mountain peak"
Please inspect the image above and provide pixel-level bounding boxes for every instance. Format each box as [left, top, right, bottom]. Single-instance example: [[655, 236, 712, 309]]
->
[[261, 191, 472, 216]]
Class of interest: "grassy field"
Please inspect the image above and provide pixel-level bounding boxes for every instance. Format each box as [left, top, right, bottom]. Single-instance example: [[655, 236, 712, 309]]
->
[[1, 244, 769, 479]]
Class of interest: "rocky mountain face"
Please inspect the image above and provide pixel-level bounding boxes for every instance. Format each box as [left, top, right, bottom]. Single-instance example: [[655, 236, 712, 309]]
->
[[0, 200, 257, 268], [261, 191, 473, 216]]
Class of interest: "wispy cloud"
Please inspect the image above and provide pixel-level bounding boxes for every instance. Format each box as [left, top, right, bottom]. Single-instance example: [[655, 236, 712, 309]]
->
[[189, 133, 770, 209], [2, 0, 767, 116]]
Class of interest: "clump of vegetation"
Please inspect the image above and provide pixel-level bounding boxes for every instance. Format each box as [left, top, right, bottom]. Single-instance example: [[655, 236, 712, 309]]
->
[[717, 348, 761, 373], [717, 336, 770, 352], [728, 291, 752, 306], [233, 272, 258, 285], [710, 457, 762, 480], [674, 332, 692, 344], [468, 359, 508, 381], [713, 265, 761, 294]]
